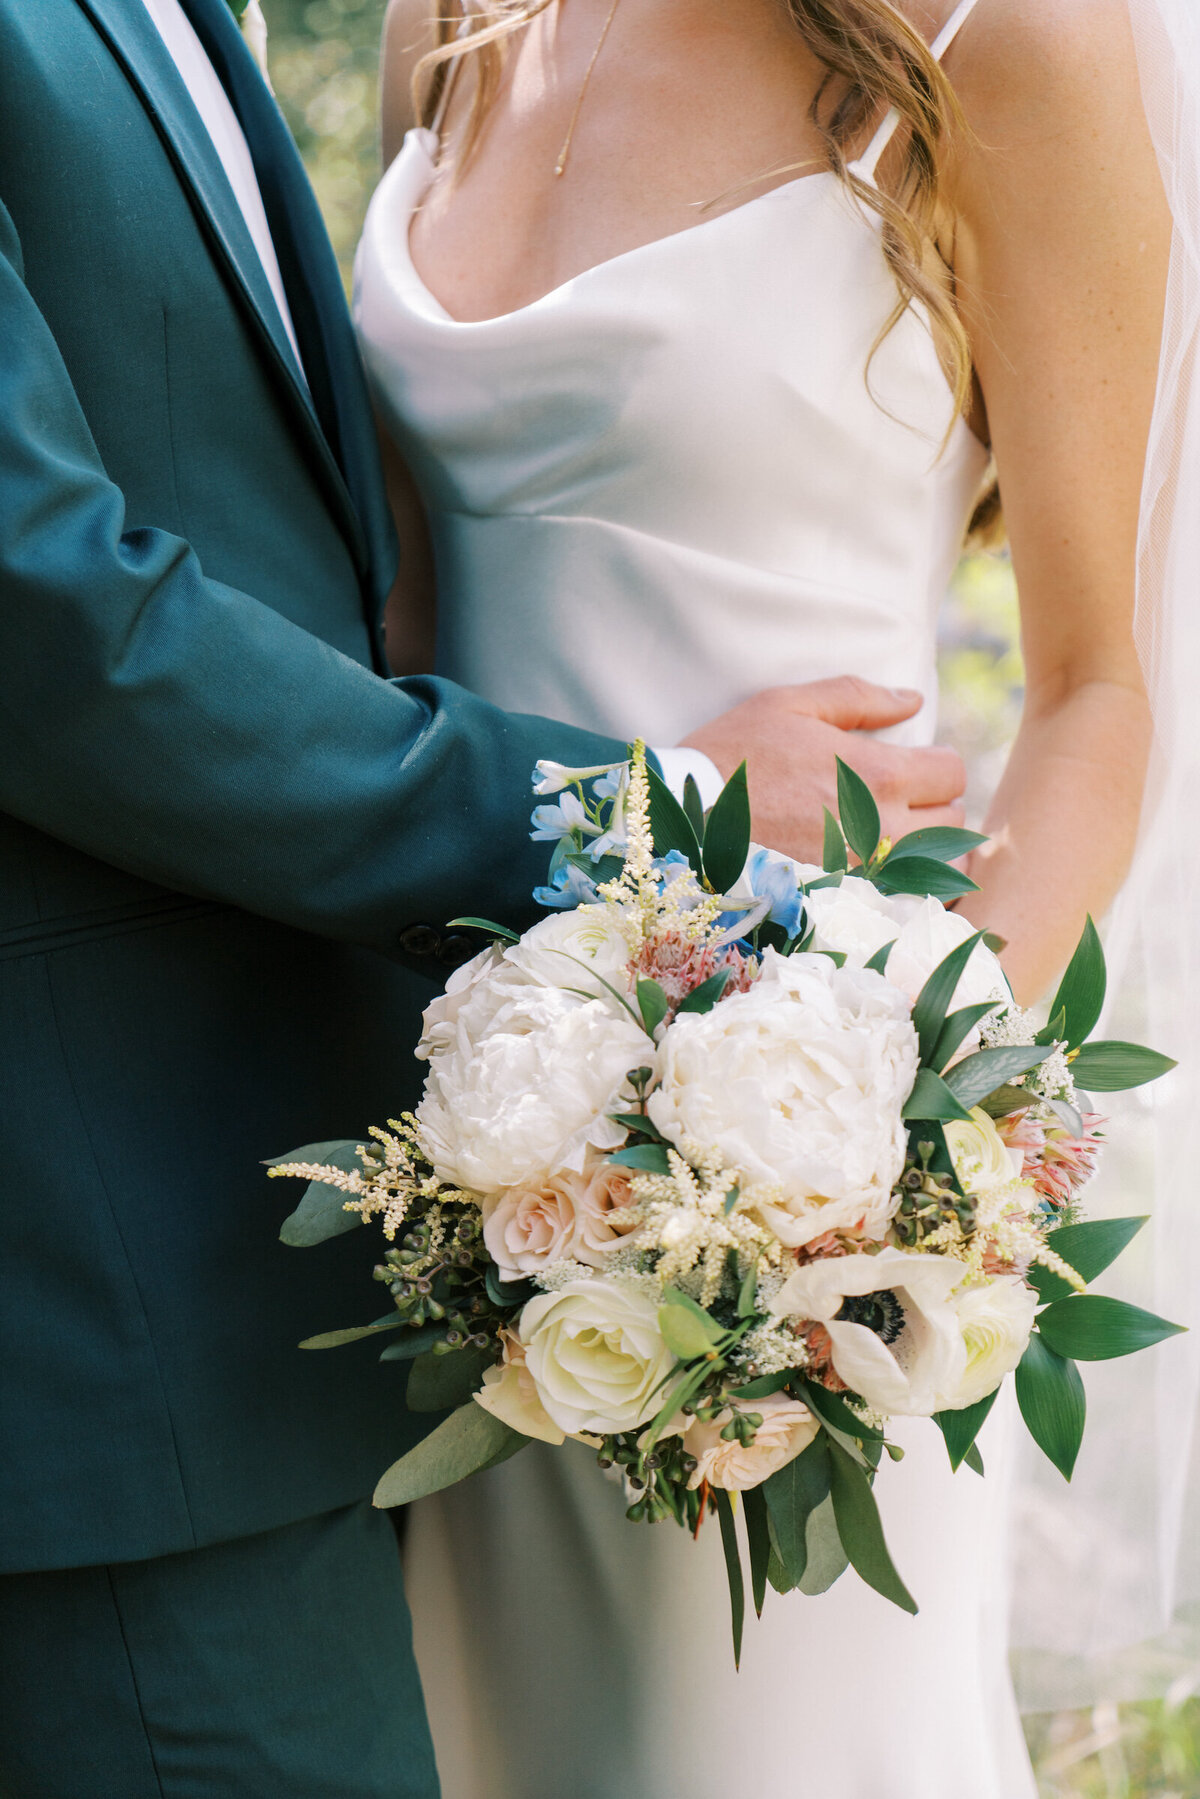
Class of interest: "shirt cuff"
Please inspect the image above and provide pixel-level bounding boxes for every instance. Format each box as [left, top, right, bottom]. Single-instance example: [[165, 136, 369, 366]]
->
[[652, 747, 726, 812]]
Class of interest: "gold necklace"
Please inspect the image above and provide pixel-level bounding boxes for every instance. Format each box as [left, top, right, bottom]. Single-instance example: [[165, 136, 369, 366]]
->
[[554, 0, 624, 177]]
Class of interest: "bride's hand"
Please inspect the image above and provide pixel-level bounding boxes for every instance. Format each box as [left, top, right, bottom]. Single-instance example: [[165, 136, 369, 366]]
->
[[681, 676, 966, 863]]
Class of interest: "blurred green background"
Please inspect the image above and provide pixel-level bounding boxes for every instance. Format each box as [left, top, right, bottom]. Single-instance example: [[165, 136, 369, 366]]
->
[[259, 5, 1194, 1792]]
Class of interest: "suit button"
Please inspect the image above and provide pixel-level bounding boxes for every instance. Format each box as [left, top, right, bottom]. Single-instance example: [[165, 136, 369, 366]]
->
[[398, 924, 441, 958], [437, 932, 477, 968]]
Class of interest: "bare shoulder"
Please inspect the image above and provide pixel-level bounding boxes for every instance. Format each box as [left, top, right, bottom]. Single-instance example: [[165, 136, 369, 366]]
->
[[380, 0, 445, 165], [946, 0, 1147, 156]]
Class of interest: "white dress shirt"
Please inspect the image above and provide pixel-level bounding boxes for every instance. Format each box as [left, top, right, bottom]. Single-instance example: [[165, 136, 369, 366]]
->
[[138, 0, 721, 802], [140, 0, 304, 372]]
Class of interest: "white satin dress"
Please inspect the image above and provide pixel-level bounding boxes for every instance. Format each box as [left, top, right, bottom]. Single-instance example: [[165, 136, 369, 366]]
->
[[354, 3, 1037, 1792]]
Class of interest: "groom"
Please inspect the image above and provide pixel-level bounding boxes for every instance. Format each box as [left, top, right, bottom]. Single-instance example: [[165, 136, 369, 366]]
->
[[0, 3, 964, 1794]]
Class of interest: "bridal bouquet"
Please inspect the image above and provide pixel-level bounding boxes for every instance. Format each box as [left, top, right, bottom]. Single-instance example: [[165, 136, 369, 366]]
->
[[274, 747, 1180, 1657]]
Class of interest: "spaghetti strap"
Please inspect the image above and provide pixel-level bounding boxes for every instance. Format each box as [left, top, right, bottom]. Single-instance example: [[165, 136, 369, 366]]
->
[[851, 0, 983, 183]]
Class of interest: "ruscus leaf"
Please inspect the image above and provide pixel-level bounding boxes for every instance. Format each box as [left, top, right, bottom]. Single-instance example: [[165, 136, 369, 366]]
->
[[1069, 1041, 1177, 1092], [1036, 1295, 1186, 1362], [645, 762, 703, 868], [826, 1439, 918, 1614], [1045, 915, 1107, 1051], [943, 1045, 1051, 1110], [903, 1066, 976, 1124], [911, 933, 985, 1064], [1027, 1216, 1149, 1305], [823, 807, 849, 874], [835, 758, 881, 866], [715, 1490, 746, 1667], [1015, 1332, 1087, 1479], [702, 762, 752, 895], [933, 1389, 998, 1471]]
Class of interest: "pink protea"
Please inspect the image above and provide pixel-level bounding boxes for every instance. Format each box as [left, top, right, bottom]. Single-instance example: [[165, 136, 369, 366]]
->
[[997, 1108, 1106, 1210], [634, 934, 757, 1009]]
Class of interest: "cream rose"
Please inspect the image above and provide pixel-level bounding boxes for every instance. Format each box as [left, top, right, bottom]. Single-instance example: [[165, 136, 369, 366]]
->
[[473, 1331, 565, 1445], [680, 1394, 819, 1491], [944, 1107, 1026, 1194], [647, 949, 918, 1246], [771, 1247, 966, 1416], [938, 1277, 1038, 1410], [481, 1158, 636, 1279], [415, 969, 651, 1195], [519, 1278, 675, 1437]]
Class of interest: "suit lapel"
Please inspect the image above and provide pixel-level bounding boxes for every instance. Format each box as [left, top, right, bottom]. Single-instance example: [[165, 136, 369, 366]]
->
[[74, 0, 369, 571]]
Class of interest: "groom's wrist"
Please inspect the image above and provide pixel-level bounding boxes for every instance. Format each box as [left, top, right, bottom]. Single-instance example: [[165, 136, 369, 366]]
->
[[652, 747, 725, 809]]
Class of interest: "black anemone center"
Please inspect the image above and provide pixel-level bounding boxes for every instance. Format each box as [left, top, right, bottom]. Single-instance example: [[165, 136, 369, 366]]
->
[[835, 1289, 906, 1345]]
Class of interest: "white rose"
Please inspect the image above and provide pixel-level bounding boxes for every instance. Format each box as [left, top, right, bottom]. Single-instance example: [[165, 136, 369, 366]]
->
[[944, 1107, 1026, 1194], [502, 906, 635, 997], [473, 1331, 565, 1445], [771, 1247, 966, 1416], [647, 950, 918, 1246], [680, 1394, 819, 1492], [415, 972, 651, 1195], [519, 1278, 676, 1436], [805, 880, 1010, 1044], [939, 1277, 1038, 1410], [481, 1158, 636, 1279]]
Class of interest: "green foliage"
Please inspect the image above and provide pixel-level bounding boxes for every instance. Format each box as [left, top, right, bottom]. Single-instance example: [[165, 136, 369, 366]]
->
[[372, 1402, 527, 1507], [836, 757, 881, 866], [406, 1344, 495, 1412], [714, 1489, 745, 1666], [274, 1139, 364, 1246], [676, 971, 731, 1015], [701, 762, 751, 895], [298, 1312, 401, 1350], [764, 1432, 832, 1590], [874, 856, 980, 900], [1036, 1296, 1186, 1363], [658, 1288, 727, 1361], [646, 762, 702, 867], [822, 807, 848, 873], [1043, 915, 1107, 1050], [934, 1389, 998, 1471], [904, 1066, 976, 1124], [827, 1439, 917, 1614], [1027, 1217, 1149, 1306], [1069, 1041, 1177, 1092], [943, 1044, 1052, 1109], [912, 933, 985, 1063], [1016, 1332, 1087, 1480], [636, 977, 670, 1036]]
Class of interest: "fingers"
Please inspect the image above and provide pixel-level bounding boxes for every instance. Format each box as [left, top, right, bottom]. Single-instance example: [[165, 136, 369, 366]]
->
[[779, 675, 925, 732], [885, 801, 968, 836], [886, 744, 967, 809]]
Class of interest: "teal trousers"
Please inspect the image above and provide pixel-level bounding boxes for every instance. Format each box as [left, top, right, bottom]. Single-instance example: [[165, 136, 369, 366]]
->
[[0, 1503, 439, 1798]]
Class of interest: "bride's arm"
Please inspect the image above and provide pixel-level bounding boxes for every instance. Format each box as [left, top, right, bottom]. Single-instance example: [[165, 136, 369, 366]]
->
[[941, 0, 1170, 1003]]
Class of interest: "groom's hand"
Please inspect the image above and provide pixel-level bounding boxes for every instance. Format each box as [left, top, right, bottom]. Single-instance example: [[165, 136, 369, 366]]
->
[[681, 677, 967, 863]]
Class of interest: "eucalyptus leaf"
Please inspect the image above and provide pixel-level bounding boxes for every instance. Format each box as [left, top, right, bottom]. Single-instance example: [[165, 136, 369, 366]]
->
[[933, 1389, 998, 1471], [730, 1370, 793, 1400], [827, 1439, 918, 1614], [943, 1045, 1052, 1110], [377, 1325, 454, 1362], [874, 857, 980, 900], [763, 1433, 832, 1588], [485, 1267, 537, 1309], [299, 1313, 402, 1351], [645, 762, 703, 867], [835, 758, 881, 866], [797, 1382, 885, 1441], [903, 1066, 976, 1124], [608, 1111, 669, 1142], [702, 762, 752, 896], [1015, 1332, 1087, 1480], [608, 1143, 673, 1175], [372, 1404, 526, 1507], [1028, 1216, 1149, 1305], [275, 1140, 365, 1247], [1069, 1041, 1177, 1092], [797, 1495, 852, 1595], [1036, 1294, 1186, 1362], [1044, 915, 1107, 1051], [406, 1345, 495, 1413]]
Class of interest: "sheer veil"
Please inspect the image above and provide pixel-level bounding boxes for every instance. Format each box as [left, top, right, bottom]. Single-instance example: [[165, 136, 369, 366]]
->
[[1007, 0, 1200, 1710]]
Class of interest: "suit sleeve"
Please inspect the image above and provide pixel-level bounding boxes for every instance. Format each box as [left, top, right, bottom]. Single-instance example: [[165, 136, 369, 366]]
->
[[0, 199, 626, 955]]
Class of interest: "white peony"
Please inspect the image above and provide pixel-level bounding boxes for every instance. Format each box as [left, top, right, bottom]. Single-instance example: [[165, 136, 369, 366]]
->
[[502, 905, 635, 997], [804, 878, 1009, 1035], [944, 1107, 1026, 1194], [939, 1277, 1038, 1410], [770, 1247, 967, 1416], [647, 949, 918, 1246], [415, 943, 507, 1060], [679, 1394, 819, 1491], [518, 1277, 676, 1437], [415, 968, 651, 1195], [473, 1330, 565, 1444], [481, 1157, 636, 1279]]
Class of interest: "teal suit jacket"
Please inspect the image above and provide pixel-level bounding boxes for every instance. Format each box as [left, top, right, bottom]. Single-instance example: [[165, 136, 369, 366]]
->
[[0, 0, 622, 1573]]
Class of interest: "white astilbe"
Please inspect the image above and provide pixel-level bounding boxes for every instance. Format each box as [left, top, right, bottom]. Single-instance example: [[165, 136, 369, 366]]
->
[[598, 742, 722, 955], [730, 1319, 809, 1378], [619, 1142, 781, 1306], [268, 1119, 461, 1241]]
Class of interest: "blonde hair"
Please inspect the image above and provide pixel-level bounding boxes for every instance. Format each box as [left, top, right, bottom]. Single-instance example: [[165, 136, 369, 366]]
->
[[414, 1, 1000, 541]]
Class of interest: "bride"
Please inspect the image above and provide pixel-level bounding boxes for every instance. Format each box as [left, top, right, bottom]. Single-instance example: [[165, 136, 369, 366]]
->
[[354, 0, 1170, 1792]]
